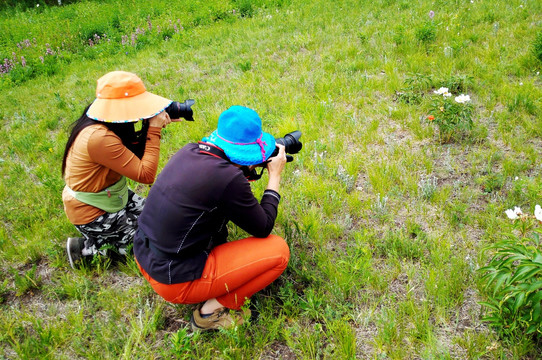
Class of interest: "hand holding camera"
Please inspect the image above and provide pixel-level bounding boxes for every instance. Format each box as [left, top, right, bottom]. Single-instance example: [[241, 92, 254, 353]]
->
[[149, 110, 171, 128], [267, 144, 287, 177]]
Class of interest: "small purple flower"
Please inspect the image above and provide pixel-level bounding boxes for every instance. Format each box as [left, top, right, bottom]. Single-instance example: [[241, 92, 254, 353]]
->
[[131, 33, 137, 46], [88, 38, 94, 46], [121, 35, 128, 46], [39, 56, 44, 63], [45, 44, 54, 56], [3, 58, 13, 73], [147, 16, 152, 31], [21, 56, 26, 67], [429, 10, 435, 19], [174, 24, 179, 33]]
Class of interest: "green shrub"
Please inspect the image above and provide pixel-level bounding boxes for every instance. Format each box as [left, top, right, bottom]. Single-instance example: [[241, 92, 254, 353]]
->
[[426, 87, 474, 143], [0, 279, 10, 304], [0, 0, 81, 11], [439, 73, 474, 94], [416, 22, 436, 44], [479, 213, 542, 339], [395, 73, 433, 104], [533, 30, 542, 63]]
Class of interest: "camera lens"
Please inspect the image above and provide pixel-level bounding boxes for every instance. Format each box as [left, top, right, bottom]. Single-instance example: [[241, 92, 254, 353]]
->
[[165, 99, 195, 121], [275, 130, 302, 154], [270, 130, 302, 162]]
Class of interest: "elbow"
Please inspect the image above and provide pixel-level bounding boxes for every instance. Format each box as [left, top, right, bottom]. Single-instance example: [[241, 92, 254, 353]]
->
[[252, 225, 274, 238], [140, 177, 155, 185], [138, 169, 157, 184]]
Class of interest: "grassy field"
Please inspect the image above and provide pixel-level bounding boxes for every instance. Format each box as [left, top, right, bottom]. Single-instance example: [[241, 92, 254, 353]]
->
[[1, 0, 542, 358]]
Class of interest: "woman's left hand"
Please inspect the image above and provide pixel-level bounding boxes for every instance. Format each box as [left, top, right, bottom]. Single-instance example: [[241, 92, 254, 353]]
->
[[148, 111, 172, 128]]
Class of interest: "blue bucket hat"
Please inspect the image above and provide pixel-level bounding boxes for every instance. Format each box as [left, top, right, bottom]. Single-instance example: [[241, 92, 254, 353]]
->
[[203, 106, 276, 166]]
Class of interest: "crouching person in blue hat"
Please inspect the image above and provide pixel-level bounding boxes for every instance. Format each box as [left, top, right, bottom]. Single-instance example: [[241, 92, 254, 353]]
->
[[133, 106, 290, 331]]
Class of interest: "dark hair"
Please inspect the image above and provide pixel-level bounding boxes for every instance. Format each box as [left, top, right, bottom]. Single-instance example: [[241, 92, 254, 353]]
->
[[61, 105, 148, 176]]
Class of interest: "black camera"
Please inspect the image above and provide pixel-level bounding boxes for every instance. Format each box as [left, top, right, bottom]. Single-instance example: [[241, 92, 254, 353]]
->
[[165, 99, 195, 121], [271, 130, 302, 162]]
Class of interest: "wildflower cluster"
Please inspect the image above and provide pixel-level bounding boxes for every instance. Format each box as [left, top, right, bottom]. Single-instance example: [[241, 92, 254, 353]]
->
[[1, 39, 59, 77], [426, 87, 474, 143], [0, 15, 190, 87], [505, 205, 542, 221], [87, 34, 110, 47]]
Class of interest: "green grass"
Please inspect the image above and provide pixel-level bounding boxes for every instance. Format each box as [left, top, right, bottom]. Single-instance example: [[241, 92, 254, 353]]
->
[[1, 0, 542, 358]]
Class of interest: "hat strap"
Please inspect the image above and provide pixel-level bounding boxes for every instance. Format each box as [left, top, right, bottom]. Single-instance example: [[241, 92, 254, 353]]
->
[[215, 132, 268, 163]]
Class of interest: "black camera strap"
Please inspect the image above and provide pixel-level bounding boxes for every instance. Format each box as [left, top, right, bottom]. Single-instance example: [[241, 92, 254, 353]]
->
[[197, 142, 231, 162]]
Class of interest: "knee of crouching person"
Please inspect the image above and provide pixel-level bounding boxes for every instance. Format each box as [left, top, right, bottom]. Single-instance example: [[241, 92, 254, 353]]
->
[[269, 234, 290, 268]]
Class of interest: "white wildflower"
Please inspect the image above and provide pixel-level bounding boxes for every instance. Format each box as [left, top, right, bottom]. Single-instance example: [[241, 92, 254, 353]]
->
[[505, 209, 518, 219], [434, 87, 449, 95], [535, 205, 542, 222], [443, 92, 452, 97], [454, 94, 471, 103], [505, 206, 522, 219]]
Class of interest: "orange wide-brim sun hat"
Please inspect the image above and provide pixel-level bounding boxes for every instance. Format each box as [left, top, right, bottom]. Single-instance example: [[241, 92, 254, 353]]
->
[[86, 71, 172, 123]]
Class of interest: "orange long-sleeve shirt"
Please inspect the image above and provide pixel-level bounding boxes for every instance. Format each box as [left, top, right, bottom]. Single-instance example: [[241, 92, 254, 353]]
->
[[62, 124, 162, 225]]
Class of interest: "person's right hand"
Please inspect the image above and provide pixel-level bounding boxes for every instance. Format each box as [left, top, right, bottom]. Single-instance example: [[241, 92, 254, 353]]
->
[[266, 144, 286, 178], [148, 110, 171, 129], [265, 144, 286, 193]]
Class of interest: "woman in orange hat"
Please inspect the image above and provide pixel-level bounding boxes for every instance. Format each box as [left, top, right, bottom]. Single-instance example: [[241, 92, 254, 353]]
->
[[62, 71, 180, 268]]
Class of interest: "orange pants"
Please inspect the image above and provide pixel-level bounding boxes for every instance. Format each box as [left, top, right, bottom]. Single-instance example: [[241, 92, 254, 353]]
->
[[137, 234, 290, 310]]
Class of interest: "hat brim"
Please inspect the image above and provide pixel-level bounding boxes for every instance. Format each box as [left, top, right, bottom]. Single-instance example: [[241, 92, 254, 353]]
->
[[87, 91, 172, 123], [205, 130, 276, 166]]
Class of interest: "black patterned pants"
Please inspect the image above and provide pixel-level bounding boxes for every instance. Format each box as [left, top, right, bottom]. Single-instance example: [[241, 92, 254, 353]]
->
[[75, 190, 145, 256]]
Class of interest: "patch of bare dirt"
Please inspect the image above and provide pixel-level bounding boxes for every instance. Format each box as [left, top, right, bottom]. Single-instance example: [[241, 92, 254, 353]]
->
[[354, 319, 378, 359], [260, 341, 298, 360]]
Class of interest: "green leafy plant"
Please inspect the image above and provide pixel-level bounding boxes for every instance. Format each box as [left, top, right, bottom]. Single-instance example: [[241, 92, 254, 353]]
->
[[479, 206, 542, 339], [416, 22, 436, 44], [395, 73, 433, 104], [13, 265, 42, 296], [533, 30, 542, 63], [0, 279, 10, 304], [417, 173, 437, 200], [167, 327, 201, 359], [439, 73, 473, 94], [426, 87, 474, 143]]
